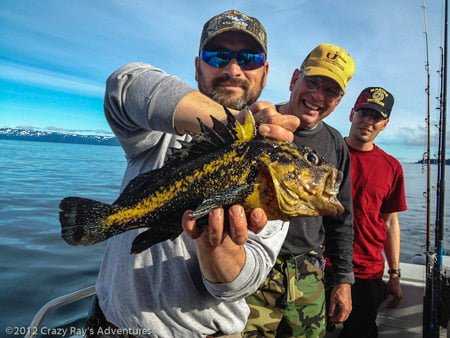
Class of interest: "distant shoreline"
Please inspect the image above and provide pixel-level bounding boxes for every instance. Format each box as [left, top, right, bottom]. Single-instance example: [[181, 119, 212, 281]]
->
[[0, 128, 119, 147], [416, 158, 450, 165], [1, 128, 449, 164]]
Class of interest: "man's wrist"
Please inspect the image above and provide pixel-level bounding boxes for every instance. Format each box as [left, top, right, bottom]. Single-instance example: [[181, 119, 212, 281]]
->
[[388, 268, 401, 278]]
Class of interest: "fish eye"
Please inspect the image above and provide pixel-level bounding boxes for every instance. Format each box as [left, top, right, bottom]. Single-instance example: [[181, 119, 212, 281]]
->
[[304, 152, 320, 165]]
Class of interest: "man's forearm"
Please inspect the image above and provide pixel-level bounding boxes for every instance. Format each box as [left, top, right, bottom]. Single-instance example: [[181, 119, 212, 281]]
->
[[174, 91, 234, 135], [383, 212, 401, 270]]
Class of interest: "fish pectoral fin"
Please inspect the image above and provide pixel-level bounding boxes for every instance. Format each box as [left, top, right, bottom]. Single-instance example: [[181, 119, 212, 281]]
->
[[191, 185, 252, 220], [131, 227, 183, 254]]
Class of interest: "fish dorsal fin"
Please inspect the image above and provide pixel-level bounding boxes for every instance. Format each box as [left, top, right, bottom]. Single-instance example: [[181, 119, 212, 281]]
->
[[166, 106, 256, 164], [232, 107, 256, 143]]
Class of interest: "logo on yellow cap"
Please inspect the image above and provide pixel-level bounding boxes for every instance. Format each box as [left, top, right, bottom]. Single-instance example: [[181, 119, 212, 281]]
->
[[301, 43, 356, 92]]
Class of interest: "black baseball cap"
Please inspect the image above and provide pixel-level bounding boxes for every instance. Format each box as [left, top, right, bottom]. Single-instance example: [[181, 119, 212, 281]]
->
[[353, 87, 394, 119]]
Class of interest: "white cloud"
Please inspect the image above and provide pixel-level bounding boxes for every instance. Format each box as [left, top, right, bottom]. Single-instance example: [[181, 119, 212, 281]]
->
[[0, 61, 104, 96]]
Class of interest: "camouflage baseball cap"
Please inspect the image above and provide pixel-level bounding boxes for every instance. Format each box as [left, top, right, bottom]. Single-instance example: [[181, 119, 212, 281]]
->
[[199, 10, 267, 53]]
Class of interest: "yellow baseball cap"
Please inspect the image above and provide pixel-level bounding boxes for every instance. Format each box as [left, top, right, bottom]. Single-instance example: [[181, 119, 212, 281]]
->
[[300, 43, 356, 92]]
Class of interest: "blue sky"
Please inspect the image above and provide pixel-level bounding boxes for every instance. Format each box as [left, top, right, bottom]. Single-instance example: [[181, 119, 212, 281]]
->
[[1, 0, 449, 162]]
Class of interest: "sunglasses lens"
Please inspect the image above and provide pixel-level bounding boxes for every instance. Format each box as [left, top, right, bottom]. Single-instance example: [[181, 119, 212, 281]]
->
[[200, 50, 265, 70], [237, 52, 266, 70], [200, 50, 232, 68]]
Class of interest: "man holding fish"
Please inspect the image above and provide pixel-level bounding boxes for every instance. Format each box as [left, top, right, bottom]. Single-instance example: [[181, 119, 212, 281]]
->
[[85, 10, 300, 338], [63, 9, 353, 338]]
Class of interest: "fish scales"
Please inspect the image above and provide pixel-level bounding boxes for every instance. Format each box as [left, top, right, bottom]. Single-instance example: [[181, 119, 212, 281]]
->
[[59, 107, 344, 254], [103, 150, 246, 227]]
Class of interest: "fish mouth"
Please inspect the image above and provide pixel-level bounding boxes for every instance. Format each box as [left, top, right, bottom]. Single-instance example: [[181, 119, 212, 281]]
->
[[322, 170, 344, 214], [327, 170, 342, 196], [267, 162, 344, 217]]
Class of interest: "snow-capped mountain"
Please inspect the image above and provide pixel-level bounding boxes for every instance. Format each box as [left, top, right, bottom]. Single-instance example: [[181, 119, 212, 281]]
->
[[0, 128, 119, 146]]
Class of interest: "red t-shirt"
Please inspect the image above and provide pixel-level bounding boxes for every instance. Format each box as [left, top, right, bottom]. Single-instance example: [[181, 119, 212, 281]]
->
[[349, 144, 407, 278]]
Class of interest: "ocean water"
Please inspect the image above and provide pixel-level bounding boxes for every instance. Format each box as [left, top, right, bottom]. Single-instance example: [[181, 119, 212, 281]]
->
[[1, 140, 125, 337], [1, 139, 449, 337]]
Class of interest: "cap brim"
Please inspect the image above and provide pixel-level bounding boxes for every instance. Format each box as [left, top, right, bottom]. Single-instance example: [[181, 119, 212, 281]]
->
[[200, 28, 266, 53], [303, 66, 346, 92], [355, 103, 389, 119]]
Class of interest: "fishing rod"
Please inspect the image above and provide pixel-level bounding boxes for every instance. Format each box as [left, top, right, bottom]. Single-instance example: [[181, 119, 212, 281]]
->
[[424, 45, 444, 338], [435, 0, 448, 277], [421, 0, 432, 269], [424, 0, 448, 336], [434, 0, 448, 329], [421, 0, 435, 333]]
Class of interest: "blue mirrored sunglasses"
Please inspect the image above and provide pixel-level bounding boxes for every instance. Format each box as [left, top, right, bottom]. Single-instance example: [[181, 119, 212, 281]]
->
[[200, 50, 266, 70]]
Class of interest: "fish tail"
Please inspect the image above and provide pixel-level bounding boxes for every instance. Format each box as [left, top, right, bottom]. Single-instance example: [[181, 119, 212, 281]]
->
[[59, 196, 114, 246]]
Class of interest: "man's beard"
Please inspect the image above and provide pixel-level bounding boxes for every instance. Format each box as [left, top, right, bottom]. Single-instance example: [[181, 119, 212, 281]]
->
[[197, 69, 263, 110], [210, 89, 247, 110]]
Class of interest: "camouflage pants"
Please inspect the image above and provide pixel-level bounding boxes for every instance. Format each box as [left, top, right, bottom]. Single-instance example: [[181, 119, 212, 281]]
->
[[244, 254, 326, 338]]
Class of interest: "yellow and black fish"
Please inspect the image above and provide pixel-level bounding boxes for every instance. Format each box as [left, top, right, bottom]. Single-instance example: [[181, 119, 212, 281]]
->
[[59, 108, 344, 254]]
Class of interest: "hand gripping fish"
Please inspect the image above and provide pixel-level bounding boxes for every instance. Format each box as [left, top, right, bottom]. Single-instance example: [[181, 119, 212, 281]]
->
[[59, 108, 344, 254]]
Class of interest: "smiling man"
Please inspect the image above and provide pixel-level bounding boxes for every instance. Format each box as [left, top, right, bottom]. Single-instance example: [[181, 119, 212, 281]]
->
[[245, 44, 356, 338]]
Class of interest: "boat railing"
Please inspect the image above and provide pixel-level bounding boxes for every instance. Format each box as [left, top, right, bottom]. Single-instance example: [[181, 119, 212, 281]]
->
[[25, 285, 96, 338]]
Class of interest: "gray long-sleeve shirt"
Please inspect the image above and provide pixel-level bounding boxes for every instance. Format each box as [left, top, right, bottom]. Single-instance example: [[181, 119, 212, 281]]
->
[[95, 62, 288, 338]]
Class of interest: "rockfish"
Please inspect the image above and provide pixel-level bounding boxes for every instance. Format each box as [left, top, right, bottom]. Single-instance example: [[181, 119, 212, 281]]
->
[[59, 108, 344, 254]]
